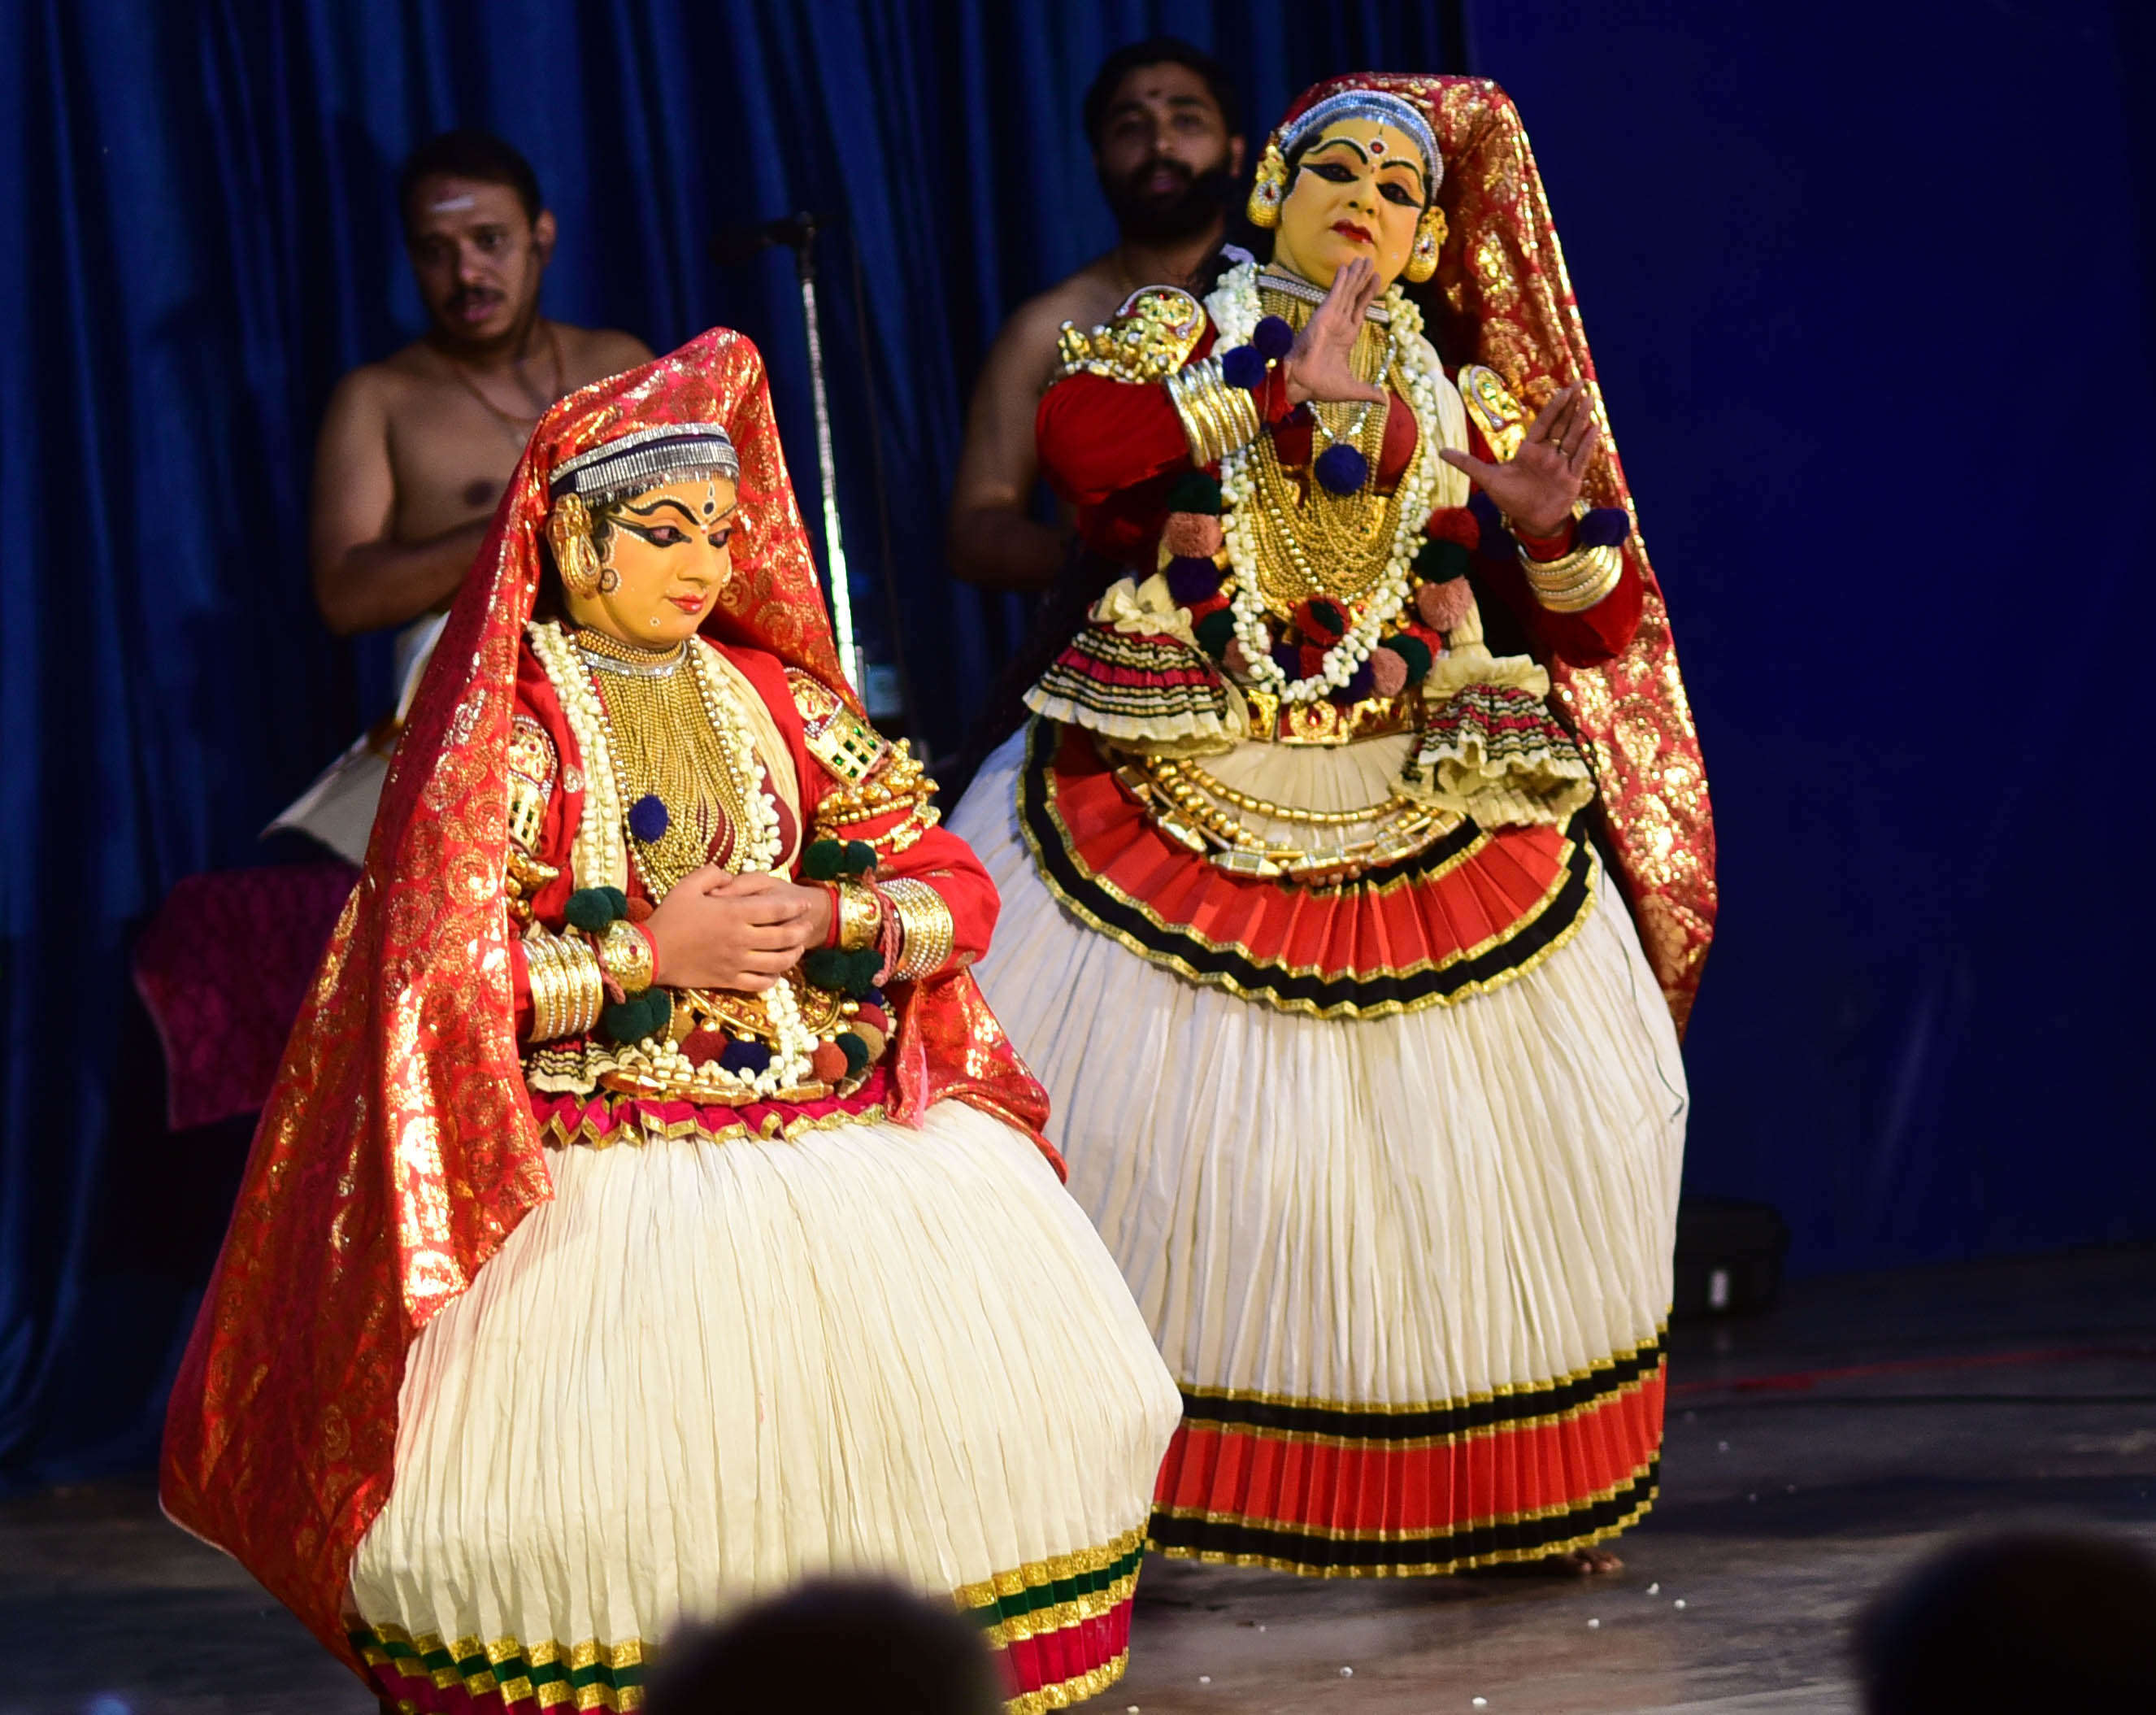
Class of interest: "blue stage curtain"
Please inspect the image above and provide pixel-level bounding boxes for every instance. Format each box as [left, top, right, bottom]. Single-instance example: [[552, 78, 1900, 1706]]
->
[[0, 0, 1462, 1481]]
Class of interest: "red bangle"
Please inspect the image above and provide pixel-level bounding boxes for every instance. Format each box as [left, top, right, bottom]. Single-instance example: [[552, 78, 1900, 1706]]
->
[[819, 880, 844, 949]]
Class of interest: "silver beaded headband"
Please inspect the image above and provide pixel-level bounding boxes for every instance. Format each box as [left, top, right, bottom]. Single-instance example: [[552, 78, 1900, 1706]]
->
[[549, 423, 740, 500], [1279, 92, 1443, 196]]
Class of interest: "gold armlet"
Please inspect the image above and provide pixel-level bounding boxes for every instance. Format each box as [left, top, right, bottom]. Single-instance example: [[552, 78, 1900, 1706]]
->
[[833, 878, 884, 953], [1167, 359, 1263, 467], [524, 929, 604, 1042], [880, 877, 955, 981], [1517, 540, 1623, 613], [1051, 286, 1206, 385], [814, 742, 941, 858], [594, 920, 655, 997]]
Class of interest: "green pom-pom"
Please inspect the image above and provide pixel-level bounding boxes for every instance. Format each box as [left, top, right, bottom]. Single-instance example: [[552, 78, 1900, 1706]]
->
[[802, 947, 848, 990], [1192, 608, 1236, 658], [841, 840, 876, 877], [1383, 633, 1433, 682], [836, 1031, 871, 1075], [802, 839, 845, 881], [842, 949, 883, 995], [1166, 472, 1223, 515], [1415, 538, 1472, 583], [601, 990, 671, 1045], [565, 887, 623, 932]]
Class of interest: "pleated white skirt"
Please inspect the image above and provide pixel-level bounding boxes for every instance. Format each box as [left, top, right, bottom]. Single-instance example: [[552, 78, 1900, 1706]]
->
[[349, 1097, 1182, 1691], [953, 723, 1686, 1442]]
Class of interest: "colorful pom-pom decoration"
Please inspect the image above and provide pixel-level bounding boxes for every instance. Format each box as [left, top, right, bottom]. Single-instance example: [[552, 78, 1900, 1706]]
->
[[841, 840, 876, 877], [1192, 608, 1237, 658], [1297, 643, 1330, 680], [624, 895, 655, 924], [836, 1032, 871, 1076], [1332, 660, 1376, 704], [1271, 640, 1302, 679], [601, 989, 672, 1047], [1162, 511, 1225, 558], [852, 1003, 889, 1037], [1166, 472, 1224, 515], [719, 1038, 773, 1075], [1384, 633, 1434, 682], [850, 1022, 887, 1064], [627, 794, 669, 842], [565, 887, 624, 932], [1414, 538, 1472, 584], [1467, 490, 1515, 558], [1293, 597, 1348, 644], [1165, 555, 1224, 606], [1313, 442, 1370, 495], [1367, 646, 1409, 699], [1424, 506, 1480, 550], [1223, 638, 1254, 677], [680, 1027, 724, 1069], [1579, 506, 1630, 547], [801, 947, 848, 990], [802, 839, 845, 881], [1416, 577, 1477, 632], [1220, 344, 1269, 391], [810, 1041, 850, 1083], [1251, 314, 1295, 361]]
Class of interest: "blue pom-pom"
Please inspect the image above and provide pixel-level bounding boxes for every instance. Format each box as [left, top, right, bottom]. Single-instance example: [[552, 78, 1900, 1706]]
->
[[719, 1038, 772, 1075], [1165, 555, 1223, 605], [1271, 640, 1302, 679], [1251, 315, 1294, 361], [1314, 443, 1369, 495], [861, 986, 886, 1009], [1467, 490, 1515, 558], [1579, 507, 1629, 548], [628, 794, 669, 842], [1220, 343, 1269, 391], [1333, 661, 1376, 704]]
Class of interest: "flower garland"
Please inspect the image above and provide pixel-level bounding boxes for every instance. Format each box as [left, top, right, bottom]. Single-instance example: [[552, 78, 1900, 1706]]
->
[[525, 618, 815, 1096], [1208, 260, 1447, 703]]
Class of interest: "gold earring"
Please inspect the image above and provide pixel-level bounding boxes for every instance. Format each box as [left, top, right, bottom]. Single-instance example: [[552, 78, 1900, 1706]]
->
[[1246, 139, 1288, 229], [1404, 207, 1447, 283], [549, 494, 602, 599]]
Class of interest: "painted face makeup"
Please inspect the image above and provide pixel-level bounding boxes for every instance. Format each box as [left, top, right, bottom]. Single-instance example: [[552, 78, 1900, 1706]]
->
[[1271, 120, 1428, 290], [564, 475, 741, 651]]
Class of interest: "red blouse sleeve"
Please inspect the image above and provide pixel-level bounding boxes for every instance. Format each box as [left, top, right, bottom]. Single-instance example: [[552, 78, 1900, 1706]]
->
[[1461, 420, 1644, 667], [1034, 327, 1221, 507]]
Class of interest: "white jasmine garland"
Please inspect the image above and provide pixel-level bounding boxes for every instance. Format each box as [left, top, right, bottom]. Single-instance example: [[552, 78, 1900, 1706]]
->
[[525, 618, 814, 1096], [1204, 262, 1447, 703]]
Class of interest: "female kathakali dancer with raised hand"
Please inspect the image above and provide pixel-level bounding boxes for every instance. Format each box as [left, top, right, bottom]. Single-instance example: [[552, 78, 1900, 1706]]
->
[[950, 74, 1717, 1578], [161, 328, 1181, 1712]]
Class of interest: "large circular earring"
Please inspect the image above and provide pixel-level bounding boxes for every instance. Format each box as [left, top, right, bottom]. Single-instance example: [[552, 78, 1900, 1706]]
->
[[1404, 207, 1447, 284], [1246, 139, 1288, 229], [548, 494, 602, 599]]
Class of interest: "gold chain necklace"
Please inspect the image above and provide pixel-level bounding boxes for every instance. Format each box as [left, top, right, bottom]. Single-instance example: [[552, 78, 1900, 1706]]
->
[[1247, 289, 1411, 614], [576, 631, 762, 899], [443, 320, 566, 455]]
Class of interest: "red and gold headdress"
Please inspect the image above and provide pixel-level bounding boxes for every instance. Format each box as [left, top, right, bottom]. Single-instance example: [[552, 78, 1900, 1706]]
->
[[158, 330, 869, 1670], [1265, 73, 1718, 1025]]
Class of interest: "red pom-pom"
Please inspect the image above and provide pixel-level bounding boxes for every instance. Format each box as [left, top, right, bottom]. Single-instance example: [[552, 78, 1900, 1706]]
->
[[1298, 643, 1330, 678], [1163, 512, 1225, 558], [1367, 646, 1409, 698], [811, 1042, 850, 1083], [624, 896, 655, 923], [853, 1003, 889, 1036], [1294, 597, 1348, 644], [1416, 578, 1477, 632], [1184, 590, 1230, 621], [1424, 506, 1480, 549], [1223, 638, 1255, 677], [681, 1027, 725, 1069]]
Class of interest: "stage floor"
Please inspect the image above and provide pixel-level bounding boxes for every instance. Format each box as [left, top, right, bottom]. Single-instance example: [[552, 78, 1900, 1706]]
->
[[5, 1243, 2151, 1714]]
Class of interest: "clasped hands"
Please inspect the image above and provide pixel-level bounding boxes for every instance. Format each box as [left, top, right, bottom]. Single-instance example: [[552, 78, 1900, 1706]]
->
[[641, 866, 835, 993], [1283, 256, 1602, 538]]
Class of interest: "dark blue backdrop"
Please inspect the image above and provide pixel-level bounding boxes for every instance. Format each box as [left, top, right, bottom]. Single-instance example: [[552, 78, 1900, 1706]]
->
[[4, 0, 2151, 1482]]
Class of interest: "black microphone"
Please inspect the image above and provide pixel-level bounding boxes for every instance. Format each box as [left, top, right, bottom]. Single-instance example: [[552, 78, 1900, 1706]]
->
[[709, 214, 820, 270]]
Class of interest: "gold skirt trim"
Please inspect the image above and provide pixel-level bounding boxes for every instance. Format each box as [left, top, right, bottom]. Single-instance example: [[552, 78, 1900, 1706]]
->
[[534, 1102, 889, 1151]]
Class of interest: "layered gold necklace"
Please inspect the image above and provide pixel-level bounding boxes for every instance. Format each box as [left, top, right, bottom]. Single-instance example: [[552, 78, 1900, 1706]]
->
[[1246, 281, 1419, 616], [574, 629, 765, 899]]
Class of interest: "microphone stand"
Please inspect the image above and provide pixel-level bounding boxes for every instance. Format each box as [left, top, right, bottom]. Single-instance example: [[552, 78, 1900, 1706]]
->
[[710, 214, 863, 695]]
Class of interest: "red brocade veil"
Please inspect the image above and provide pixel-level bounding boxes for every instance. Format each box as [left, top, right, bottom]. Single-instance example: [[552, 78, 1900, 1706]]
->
[[159, 329, 1045, 1672], [1280, 75, 1718, 1026]]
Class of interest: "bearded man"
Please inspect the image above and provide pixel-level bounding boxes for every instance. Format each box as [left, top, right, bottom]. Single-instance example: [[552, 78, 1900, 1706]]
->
[[945, 39, 1245, 594]]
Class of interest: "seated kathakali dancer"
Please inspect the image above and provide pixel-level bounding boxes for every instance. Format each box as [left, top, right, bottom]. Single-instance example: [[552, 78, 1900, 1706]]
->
[[161, 328, 1181, 1712], [949, 74, 1717, 1576]]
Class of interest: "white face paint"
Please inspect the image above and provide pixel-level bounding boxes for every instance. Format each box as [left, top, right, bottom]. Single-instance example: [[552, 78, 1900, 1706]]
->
[[428, 194, 477, 213]]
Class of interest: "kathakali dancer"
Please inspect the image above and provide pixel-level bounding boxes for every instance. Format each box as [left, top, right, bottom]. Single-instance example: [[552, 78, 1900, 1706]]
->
[[162, 328, 1181, 1711], [949, 74, 1716, 1576]]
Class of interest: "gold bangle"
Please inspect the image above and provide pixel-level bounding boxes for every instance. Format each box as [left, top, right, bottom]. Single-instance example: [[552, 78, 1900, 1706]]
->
[[595, 919, 655, 996], [559, 934, 604, 1037], [1169, 359, 1262, 466], [524, 931, 564, 1041], [1518, 541, 1623, 613], [833, 879, 883, 953], [880, 877, 955, 981]]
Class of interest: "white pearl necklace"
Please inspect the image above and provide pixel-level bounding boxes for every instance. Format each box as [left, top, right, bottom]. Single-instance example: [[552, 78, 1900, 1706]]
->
[[1206, 260, 1446, 703], [526, 618, 812, 1096]]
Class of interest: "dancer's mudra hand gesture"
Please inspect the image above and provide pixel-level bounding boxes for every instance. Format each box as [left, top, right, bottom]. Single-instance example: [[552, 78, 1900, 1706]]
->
[[1439, 380, 1602, 538], [1280, 258, 1388, 407]]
